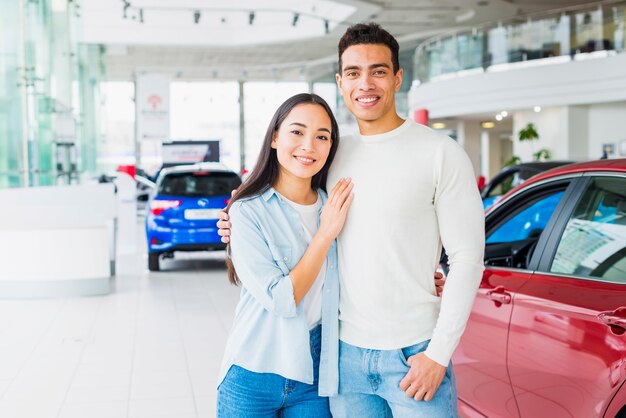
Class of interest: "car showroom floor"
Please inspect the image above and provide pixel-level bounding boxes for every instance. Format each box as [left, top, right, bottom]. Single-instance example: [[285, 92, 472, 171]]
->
[[0, 231, 240, 418]]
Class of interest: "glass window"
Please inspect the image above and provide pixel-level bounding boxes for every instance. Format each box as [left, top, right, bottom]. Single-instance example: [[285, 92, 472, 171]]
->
[[487, 190, 564, 244], [159, 172, 241, 198], [487, 171, 524, 198], [550, 177, 626, 283]]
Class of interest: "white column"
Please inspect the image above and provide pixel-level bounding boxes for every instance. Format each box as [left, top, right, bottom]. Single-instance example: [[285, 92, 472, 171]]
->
[[238, 81, 246, 172], [480, 130, 490, 179]]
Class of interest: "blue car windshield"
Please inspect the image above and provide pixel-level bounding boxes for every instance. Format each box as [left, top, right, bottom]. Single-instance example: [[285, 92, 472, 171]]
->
[[159, 172, 241, 197]]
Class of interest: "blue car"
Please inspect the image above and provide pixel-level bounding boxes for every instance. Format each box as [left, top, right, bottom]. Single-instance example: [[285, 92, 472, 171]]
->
[[146, 163, 241, 271]]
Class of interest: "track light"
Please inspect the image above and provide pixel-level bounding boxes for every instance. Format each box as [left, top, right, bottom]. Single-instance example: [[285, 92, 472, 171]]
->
[[249, 11, 255, 25], [292, 13, 299, 27], [193, 10, 200, 24], [324, 19, 329, 34]]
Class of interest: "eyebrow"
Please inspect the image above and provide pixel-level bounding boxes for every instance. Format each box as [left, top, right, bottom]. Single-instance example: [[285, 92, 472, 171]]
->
[[288, 122, 331, 134], [343, 63, 391, 72]]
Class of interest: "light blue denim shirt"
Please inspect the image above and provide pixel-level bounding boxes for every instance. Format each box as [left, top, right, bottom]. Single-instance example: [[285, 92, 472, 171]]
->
[[217, 187, 340, 397]]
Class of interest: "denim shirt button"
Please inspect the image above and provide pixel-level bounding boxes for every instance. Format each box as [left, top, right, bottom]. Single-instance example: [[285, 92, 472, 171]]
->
[[283, 256, 288, 261]]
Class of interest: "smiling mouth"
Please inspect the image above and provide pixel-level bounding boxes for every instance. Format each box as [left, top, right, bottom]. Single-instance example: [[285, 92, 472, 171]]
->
[[294, 156, 316, 165], [355, 96, 380, 105]]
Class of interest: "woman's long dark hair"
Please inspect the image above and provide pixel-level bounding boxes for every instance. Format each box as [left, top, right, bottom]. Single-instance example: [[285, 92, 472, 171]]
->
[[226, 93, 340, 285]]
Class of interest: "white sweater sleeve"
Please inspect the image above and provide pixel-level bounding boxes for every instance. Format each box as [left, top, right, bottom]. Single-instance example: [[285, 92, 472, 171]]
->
[[424, 139, 485, 367]]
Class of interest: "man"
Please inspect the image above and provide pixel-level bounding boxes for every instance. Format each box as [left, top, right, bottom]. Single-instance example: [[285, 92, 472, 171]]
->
[[219, 23, 484, 417]]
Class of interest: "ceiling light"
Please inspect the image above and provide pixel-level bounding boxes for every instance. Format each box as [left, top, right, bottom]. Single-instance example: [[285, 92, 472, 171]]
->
[[495, 114, 503, 121], [481, 121, 495, 129], [249, 11, 255, 25], [193, 10, 201, 24], [432, 122, 446, 129], [500, 111, 508, 117], [534, 106, 541, 112], [292, 13, 299, 27]]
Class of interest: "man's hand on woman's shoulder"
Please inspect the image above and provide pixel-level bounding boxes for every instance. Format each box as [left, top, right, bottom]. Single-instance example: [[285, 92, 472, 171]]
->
[[217, 189, 237, 243]]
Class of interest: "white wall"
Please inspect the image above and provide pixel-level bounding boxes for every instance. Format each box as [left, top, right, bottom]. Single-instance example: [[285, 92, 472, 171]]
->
[[513, 107, 570, 161], [511, 101, 626, 161], [588, 102, 626, 158]]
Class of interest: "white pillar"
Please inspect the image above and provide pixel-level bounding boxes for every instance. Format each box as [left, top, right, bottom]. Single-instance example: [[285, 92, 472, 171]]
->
[[480, 130, 490, 179], [239, 80, 246, 172]]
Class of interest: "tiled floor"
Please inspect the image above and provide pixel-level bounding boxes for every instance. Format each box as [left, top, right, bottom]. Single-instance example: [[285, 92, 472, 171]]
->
[[0, 242, 239, 418]]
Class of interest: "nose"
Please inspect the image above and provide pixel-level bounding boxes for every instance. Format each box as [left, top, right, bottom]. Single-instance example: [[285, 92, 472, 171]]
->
[[358, 73, 375, 90], [300, 134, 315, 151]]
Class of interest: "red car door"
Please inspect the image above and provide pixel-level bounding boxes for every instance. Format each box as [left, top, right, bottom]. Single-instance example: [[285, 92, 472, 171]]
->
[[507, 175, 626, 418], [455, 181, 572, 418], [455, 269, 529, 418]]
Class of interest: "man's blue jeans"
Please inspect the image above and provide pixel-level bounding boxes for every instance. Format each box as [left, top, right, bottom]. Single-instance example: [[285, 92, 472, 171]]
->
[[329, 339, 459, 418], [216, 325, 330, 418]]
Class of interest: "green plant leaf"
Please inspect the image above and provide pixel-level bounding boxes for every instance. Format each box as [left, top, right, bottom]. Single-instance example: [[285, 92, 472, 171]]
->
[[518, 123, 539, 142], [533, 148, 552, 161], [503, 155, 522, 167]]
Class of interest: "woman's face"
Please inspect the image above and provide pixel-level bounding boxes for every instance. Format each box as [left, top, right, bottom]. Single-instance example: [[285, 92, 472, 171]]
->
[[271, 103, 333, 182]]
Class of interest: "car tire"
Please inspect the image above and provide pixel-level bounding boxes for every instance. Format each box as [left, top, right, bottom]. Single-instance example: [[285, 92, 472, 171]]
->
[[148, 252, 160, 271]]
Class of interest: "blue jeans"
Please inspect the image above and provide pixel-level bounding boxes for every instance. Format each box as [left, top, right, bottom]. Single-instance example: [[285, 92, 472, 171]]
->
[[329, 339, 458, 418], [217, 325, 330, 418]]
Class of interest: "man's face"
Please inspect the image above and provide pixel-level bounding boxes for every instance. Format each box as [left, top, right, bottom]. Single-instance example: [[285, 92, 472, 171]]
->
[[336, 43, 403, 132]]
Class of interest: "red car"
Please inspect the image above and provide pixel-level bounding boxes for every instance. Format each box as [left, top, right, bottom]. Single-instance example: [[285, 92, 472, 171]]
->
[[455, 159, 626, 418]]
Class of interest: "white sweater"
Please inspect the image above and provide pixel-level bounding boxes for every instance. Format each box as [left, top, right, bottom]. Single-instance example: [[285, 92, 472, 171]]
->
[[327, 119, 485, 367]]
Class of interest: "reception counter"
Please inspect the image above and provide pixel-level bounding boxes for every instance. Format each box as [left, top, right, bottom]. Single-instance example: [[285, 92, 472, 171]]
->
[[0, 183, 116, 298]]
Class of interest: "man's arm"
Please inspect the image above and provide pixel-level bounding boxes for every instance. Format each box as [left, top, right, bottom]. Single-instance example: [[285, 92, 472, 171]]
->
[[400, 139, 485, 402]]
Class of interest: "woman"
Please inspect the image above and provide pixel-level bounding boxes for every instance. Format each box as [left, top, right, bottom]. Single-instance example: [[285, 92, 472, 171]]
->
[[216, 93, 353, 417]]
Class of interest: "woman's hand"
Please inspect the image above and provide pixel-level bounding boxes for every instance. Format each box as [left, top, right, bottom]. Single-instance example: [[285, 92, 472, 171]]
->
[[318, 178, 354, 241]]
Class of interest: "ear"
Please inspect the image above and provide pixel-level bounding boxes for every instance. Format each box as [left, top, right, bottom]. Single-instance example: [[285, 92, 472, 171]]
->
[[394, 68, 403, 92], [335, 73, 343, 92], [270, 132, 278, 149]]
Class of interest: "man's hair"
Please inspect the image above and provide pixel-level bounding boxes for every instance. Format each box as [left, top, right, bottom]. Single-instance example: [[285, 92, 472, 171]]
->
[[338, 23, 400, 74]]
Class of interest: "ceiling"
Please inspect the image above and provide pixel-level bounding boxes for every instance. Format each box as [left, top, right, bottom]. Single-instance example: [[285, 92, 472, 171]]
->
[[76, 0, 596, 82]]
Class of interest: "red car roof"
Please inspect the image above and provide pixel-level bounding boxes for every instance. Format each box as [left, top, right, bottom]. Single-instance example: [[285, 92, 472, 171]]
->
[[526, 158, 626, 185], [487, 158, 626, 213]]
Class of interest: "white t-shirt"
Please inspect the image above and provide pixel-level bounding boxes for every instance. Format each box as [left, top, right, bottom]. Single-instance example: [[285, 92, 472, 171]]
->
[[327, 119, 485, 367], [281, 193, 325, 330]]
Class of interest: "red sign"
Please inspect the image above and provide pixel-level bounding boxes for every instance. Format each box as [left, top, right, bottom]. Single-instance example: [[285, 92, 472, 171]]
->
[[147, 94, 162, 110]]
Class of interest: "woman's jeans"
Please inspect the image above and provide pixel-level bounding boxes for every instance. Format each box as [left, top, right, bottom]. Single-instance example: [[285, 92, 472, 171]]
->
[[217, 325, 330, 418]]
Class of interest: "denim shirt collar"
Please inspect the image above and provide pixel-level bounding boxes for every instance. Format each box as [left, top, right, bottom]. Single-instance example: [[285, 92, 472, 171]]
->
[[261, 186, 327, 207], [261, 187, 278, 202]]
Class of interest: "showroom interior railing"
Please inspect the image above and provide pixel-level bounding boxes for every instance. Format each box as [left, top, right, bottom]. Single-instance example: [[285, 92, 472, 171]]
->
[[414, 0, 626, 83]]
